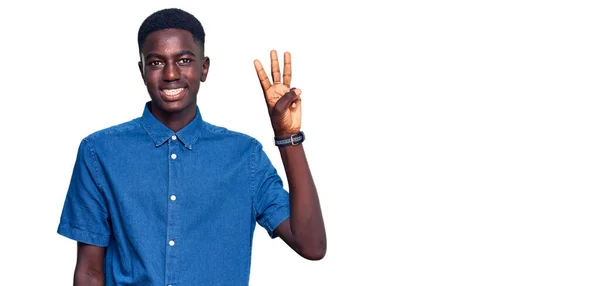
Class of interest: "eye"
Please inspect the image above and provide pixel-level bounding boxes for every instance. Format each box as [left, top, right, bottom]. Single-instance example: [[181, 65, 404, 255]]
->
[[148, 61, 164, 67], [178, 58, 193, 65]]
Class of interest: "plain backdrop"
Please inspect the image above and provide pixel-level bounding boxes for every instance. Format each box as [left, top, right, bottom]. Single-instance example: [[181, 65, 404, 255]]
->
[[1, 0, 599, 285]]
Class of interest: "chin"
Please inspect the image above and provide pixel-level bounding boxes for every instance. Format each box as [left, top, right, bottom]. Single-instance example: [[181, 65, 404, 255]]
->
[[163, 98, 197, 113]]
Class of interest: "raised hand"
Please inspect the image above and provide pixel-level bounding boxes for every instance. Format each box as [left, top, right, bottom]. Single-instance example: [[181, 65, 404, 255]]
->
[[254, 50, 302, 138]]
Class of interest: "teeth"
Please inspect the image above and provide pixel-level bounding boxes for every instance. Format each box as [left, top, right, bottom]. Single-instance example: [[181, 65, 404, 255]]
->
[[163, 88, 184, 96]]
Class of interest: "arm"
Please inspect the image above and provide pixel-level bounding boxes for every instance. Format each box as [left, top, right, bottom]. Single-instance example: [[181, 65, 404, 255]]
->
[[57, 139, 110, 285], [74, 242, 106, 286], [274, 144, 326, 260], [254, 50, 327, 260]]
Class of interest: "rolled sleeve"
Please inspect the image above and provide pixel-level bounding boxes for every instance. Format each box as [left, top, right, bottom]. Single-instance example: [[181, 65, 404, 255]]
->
[[57, 139, 111, 247], [253, 142, 291, 239]]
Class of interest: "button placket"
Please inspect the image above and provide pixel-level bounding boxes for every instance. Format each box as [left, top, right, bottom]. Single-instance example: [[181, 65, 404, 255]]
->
[[166, 134, 181, 284]]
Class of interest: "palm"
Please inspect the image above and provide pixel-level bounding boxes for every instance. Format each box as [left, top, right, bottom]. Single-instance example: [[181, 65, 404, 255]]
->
[[254, 50, 302, 138]]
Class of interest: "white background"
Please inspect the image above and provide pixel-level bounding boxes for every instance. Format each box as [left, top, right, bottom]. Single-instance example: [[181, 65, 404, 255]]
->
[[0, 0, 599, 285]]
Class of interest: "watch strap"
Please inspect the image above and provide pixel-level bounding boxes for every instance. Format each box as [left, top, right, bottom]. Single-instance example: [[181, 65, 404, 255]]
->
[[274, 131, 305, 147]]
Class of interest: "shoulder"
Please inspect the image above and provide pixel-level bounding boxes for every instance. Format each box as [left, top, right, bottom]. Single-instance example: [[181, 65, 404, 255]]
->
[[201, 121, 263, 148], [82, 117, 142, 145]]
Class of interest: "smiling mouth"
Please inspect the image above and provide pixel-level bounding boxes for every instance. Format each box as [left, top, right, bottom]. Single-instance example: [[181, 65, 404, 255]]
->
[[160, 87, 186, 101]]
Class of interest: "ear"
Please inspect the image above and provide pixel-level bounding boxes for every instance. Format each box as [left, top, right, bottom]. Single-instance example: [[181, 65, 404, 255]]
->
[[138, 60, 146, 85], [200, 57, 210, 82]]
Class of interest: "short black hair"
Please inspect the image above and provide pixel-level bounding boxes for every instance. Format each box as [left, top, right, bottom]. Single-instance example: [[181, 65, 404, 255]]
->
[[137, 8, 205, 51]]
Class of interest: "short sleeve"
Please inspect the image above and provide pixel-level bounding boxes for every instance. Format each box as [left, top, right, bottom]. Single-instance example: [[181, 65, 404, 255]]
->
[[253, 141, 290, 239], [57, 139, 111, 247]]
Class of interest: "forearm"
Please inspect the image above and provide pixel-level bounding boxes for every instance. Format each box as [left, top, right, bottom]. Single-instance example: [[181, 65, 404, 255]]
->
[[279, 144, 326, 259], [74, 266, 105, 286]]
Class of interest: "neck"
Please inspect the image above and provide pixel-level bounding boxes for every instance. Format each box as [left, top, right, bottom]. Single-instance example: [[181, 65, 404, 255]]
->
[[149, 103, 196, 132]]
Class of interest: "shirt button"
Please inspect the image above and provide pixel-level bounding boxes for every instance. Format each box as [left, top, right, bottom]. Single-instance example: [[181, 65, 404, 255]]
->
[[171, 154, 177, 160], [169, 240, 175, 246], [170, 195, 176, 201], [171, 135, 177, 140]]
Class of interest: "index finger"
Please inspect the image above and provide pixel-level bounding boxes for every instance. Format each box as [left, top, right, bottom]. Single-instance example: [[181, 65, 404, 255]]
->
[[254, 59, 271, 91]]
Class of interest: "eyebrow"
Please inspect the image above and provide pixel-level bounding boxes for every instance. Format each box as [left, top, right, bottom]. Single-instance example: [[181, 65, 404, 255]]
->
[[176, 50, 197, 58], [145, 50, 197, 61]]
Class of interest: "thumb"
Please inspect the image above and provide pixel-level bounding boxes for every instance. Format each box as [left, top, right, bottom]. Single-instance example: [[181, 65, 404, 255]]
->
[[272, 88, 302, 114]]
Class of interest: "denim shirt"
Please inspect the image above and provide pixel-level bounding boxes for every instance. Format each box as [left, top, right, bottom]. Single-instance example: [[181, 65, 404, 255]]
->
[[57, 103, 291, 285]]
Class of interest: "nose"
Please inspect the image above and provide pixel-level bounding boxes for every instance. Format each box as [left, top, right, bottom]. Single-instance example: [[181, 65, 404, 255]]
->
[[163, 62, 181, 82]]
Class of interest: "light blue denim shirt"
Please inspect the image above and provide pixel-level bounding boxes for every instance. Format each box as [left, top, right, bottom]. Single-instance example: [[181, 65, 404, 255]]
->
[[57, 102, 291, 285]]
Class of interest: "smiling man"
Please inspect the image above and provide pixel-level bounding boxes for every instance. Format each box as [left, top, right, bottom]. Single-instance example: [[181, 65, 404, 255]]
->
[[57, 8, 326, 286]]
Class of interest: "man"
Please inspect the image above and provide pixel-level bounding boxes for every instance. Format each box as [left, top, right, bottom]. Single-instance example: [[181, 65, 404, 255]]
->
[[57, 8, 326, 285]]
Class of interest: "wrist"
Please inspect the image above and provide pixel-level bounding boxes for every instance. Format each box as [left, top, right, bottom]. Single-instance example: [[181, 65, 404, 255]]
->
[[273, 130, 298, 139]]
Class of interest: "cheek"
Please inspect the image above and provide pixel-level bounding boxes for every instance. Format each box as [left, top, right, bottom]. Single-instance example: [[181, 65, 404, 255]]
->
[[185, 68, 203, 83], [144, 72, 161, 86]]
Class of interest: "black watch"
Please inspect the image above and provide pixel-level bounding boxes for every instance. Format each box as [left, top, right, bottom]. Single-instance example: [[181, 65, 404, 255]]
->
[[274, 131, 305, 147]]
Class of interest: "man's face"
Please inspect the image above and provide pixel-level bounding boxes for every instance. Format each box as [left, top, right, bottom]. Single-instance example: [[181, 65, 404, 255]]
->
[[138, 28, 209, 118]]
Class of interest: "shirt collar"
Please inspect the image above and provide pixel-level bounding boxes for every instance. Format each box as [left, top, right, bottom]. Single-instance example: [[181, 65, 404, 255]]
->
[[140, 102, 204, 150]]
